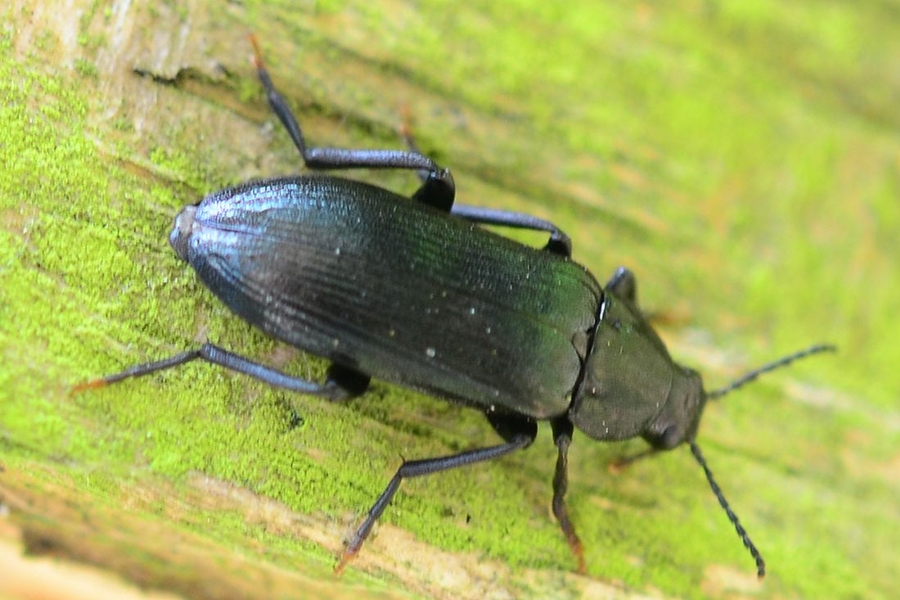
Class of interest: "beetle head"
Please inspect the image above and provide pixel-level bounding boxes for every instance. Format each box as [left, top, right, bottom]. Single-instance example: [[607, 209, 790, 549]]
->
[[640, 364, 705, 449]]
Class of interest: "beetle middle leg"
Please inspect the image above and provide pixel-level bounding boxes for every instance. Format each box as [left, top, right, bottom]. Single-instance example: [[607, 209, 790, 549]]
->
[[449, 205, 573, 256], [335, 412, 537, 573], [400, 103, 574, 256], [71, 343, 370, 402]]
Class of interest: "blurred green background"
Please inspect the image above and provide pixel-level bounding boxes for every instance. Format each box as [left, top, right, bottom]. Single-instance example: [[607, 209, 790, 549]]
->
[[1, 1, 897, 599]]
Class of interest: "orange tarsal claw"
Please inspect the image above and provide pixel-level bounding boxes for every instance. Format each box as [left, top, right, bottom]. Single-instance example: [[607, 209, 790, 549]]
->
[[68, 378, 109, 397], [248, 33, 264, 69], [333, 547, 359, 575], [570, 537, 586, 574], [398, 103, 414, 142]]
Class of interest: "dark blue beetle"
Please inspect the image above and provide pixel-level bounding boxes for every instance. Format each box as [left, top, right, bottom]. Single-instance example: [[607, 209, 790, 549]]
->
[[78, 37, 832, 576]]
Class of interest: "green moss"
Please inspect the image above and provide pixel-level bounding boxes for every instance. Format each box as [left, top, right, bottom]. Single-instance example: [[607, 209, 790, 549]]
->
[[1, 2, 898, 599], [74, 57, 98, 78]]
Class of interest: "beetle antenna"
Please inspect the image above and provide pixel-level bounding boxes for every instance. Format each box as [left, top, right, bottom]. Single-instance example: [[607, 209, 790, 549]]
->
[[689, 441, 766, 578], [707, 344, 835, 401]]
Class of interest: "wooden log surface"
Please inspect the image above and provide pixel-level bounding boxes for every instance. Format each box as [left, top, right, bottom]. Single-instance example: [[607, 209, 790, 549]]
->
[[1, 2, 897, 599]]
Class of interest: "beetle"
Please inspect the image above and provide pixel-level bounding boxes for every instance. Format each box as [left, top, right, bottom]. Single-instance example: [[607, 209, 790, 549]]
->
[[74, 37, 834, 576]]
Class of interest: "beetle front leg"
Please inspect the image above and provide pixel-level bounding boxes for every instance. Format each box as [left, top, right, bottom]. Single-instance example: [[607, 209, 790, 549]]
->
[[605, 266, 638, 303], [336, 413, 537, 573], [607, 447, 658, 473], [550, 416, 586, 573], [71, 343, 370, 402]]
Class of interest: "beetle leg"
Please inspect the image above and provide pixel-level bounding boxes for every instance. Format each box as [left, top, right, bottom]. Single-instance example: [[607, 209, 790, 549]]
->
[[605, 267, 637, 303], [410, 172, 457, 213], [607, 447, 657, 473], [447, 204, 573, 257], [250, 35, 456, 210], [397, 95, 573, 254], [71, 343, 369, 402], [482, 411, 538, 445], [550, 416, 586, 573], [606, 267, 687, 327], [335, 413, 537, 573], [396, 104, 457, 213]]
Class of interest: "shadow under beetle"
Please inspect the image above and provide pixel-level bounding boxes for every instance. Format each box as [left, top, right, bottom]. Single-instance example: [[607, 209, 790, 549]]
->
[[75, 37, 834, 576]]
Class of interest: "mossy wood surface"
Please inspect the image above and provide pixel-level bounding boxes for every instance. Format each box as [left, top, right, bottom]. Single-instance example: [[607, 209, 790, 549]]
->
[[1, 2, 897, 599]]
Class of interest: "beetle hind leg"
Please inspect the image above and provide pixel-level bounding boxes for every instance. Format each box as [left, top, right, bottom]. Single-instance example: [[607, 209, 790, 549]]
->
[[71, 343, 370, 402], [249, 35, 456, 211]]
